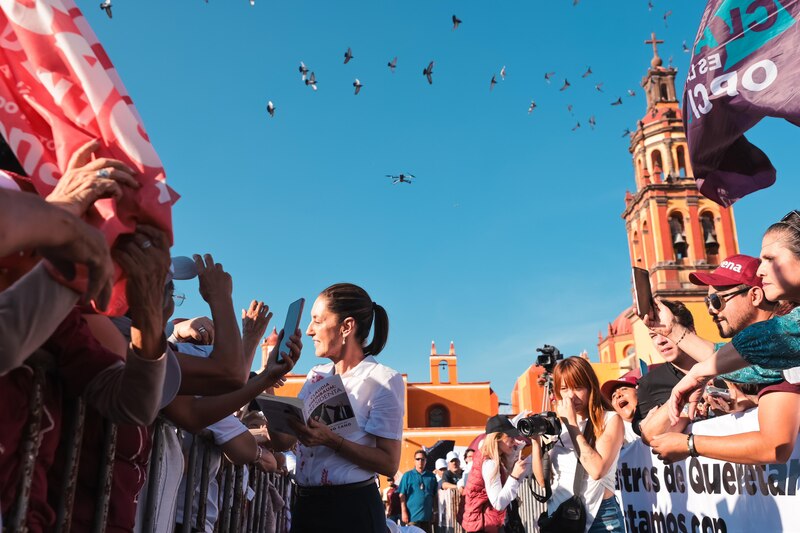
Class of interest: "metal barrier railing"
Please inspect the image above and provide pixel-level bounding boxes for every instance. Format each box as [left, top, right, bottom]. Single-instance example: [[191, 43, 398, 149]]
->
[[6, 356, 292, 533]]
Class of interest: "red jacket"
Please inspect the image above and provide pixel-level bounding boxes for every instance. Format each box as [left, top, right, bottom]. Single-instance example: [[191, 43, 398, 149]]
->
[[460, 450, 507, 533]]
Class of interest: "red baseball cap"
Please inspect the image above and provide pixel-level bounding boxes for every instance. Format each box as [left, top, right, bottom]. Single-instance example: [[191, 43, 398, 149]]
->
[[689, 254, 761, 287], [601, 375, 638, 402]]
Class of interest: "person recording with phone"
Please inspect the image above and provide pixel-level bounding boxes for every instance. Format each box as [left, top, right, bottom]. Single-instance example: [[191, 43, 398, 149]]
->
[[461, 415, 530, 533], [528, 357, 625, 533]]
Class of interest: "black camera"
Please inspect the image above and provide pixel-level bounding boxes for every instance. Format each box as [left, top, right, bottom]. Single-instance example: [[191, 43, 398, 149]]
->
[[535, 344, 563, 374], [516, 411, 562, 438]]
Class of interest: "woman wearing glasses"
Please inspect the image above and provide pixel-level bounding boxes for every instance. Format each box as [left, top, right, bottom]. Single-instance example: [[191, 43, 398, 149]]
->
[[661, 210, 800, 421]]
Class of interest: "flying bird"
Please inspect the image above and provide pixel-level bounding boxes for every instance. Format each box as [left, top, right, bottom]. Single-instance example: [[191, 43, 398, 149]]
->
[[622, 128, 633, 137], [100, 0, 112, 18], [648, 0, 654, 11], [559, 79, 571, 91], [452, 14, 462, 30], [387, 173, 414, 184], [266, 101, 275, 117], [589, 116, 596, 129], [423, 61, 434, 85], [299, 61, 309, 81], [594, 83, 604, 92], [571, 122, 581, 131], [490, 75, 497, 91], [305, 71, 318, 91], [387, 57, 397, 73], [353, 79, 363, 95], [544, 71, 555, 84], [611, 97, 623, 106], [683, 40, 690, 53], [664, 10, 672, 27], [567, 104, 574, 114], [627, 89, 636, 97], [500, 66, 506, 80], [528, 100, 537, 114], [344, 47, 354, 64], [582, 66, 592, 78]]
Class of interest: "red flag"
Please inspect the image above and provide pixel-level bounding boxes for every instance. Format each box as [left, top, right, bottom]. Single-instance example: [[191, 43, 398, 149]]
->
[[0, 1, 178, 314]]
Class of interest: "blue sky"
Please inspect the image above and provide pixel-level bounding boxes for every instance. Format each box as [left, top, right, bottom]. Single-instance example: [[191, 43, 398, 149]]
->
[[82, 1, 800, 405]]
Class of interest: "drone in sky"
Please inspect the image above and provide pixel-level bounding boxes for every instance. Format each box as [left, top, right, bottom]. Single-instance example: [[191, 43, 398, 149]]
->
[[386, 173, 415, 185]]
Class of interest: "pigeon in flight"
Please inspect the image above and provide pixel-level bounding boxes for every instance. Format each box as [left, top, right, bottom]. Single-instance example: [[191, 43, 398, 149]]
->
[[544, 72, 555, 84], [452, 14, 462, 30], [683, 41, 690, 53], [648, 0, 654, 11], [305, 71, 318, 91], [387, 57, 397, 73], [100, 0, 112, 18], [594, 83, 604, 92], [388, 173, 414, 184], [589, 116, 597, 130], [559, 79, 571, 91], [500, 66, 506, 80], [266, 101, 275, 117], [611, 97, 623, 106], [567, 104, 574, 114], [622, 128, 633, 137], [571, 122, 581, 131], [344, 47, 354, 64], [353, 79, 363, 95], [582, 66, 592, 78], [423, 61, 434, 85], [664, 10, 672, 28], [528, 100, 537, 114], [299, 61, 309, 81], [627, 89, 636, 97], [490, 75, 497, 91]]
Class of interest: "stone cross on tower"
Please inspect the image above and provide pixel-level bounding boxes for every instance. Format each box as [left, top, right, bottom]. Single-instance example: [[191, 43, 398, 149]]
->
[[645, 32, 664, 67]]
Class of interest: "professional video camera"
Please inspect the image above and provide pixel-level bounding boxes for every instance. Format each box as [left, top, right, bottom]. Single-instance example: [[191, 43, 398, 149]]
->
[[535, 344, 563, 374], [516, 411, 562, 438]]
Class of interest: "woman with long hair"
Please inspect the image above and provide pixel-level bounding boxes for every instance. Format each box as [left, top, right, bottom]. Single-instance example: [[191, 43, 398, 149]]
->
[[277, 283, 405, 533], [530, 357, 625, 533], [665, 210, 800, 421], [461, 415, 529, 533]]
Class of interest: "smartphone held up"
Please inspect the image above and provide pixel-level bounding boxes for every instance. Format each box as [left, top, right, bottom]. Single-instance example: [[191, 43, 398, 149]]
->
[[274, 298, 305, 364]]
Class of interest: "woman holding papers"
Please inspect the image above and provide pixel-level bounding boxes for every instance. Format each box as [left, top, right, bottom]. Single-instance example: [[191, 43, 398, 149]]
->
[[286, 283, 405, 533]]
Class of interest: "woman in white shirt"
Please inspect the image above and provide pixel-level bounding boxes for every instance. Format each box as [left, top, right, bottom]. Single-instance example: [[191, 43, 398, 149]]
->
[[461, 415, 529, 533], [280, 283, 405, 533], [530, 357, 625, 533]]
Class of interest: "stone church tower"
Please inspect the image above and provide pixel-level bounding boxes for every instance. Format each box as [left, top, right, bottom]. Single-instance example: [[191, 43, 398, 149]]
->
[[599, 34, 735, 368]]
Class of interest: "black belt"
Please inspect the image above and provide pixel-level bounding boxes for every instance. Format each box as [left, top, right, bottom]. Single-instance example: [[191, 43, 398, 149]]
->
[[294, 478, 376, 497]]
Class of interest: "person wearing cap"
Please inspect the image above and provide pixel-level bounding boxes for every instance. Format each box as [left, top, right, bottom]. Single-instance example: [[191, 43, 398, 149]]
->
[[398, 450, 438, 532], [461, 415, 530, 533], [441, 451, 463, 490], [600, 375, 639, 446], [528, 357, 625, 533], [647, 254, 800, 465], [633, 299, 700, 445]]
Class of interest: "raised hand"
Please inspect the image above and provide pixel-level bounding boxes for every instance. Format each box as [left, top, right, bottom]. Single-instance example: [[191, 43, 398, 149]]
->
[[243, 300, 272, 343], [46, 139, 140, 217], [264, 328, 302, 384], [194, 253, 232, 303]]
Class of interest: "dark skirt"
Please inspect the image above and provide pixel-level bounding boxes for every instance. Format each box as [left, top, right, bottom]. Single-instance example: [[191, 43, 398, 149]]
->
[[291, 480, 385, 533]]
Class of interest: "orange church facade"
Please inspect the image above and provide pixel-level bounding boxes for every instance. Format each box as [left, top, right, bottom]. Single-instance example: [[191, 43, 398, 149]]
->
[[264, 338, 498, 479]]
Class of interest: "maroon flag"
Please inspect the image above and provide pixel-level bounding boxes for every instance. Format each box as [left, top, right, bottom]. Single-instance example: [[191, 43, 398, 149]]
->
[[683, 0, 800, 206]]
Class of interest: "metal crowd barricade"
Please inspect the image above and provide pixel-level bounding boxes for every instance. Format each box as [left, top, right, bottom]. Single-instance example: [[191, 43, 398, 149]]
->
[[436, 488, 464, 533], [518, 477, 548, 532]]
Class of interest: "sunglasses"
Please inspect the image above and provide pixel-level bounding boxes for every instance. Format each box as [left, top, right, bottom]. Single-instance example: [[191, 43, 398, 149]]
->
[[779, 210, 800, 233], [704, 285, 750, 312]]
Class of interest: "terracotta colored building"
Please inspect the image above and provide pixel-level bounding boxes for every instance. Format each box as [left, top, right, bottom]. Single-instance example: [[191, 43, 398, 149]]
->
[[513, 36, 736, 410], [262, 338, 497, 480]]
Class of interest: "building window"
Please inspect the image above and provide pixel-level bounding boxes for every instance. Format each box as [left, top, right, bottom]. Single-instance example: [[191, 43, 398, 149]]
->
[[669, 212, 688, 260], [701, 212, 720, 260], [660, 83, 669, 101], [676, 146, 687, 177], [427, 405, 450, 428], [651, 150, 664, 182]]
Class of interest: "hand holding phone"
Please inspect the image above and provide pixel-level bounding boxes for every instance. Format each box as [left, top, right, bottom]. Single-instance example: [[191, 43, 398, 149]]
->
[[632, 267, 657, 322], [274, 298, 305, 364], [705, 385, 731, 400]]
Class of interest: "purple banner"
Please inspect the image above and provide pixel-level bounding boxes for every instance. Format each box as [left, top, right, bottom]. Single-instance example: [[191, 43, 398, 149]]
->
[[683, 0, 800, 206]]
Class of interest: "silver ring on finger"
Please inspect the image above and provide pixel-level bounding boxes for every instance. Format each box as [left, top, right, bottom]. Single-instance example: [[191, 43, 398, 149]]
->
[[96, 168, 111, 178], [197, 326, 206, 333], [140, 240, 152, 250]]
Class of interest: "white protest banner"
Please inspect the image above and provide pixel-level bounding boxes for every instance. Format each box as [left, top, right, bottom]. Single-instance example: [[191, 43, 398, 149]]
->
[[616, 409, 800, 533]]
